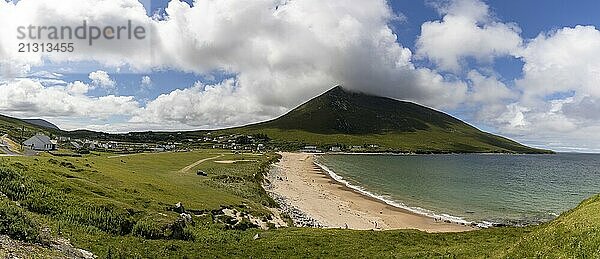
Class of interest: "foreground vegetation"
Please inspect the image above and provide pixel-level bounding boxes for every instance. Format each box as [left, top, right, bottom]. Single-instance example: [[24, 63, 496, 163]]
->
[[0, 150, 597, 257]]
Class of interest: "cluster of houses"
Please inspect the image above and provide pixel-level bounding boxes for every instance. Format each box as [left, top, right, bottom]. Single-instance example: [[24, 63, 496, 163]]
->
[[21, 132, 269, 153], [21, 132, 382, 154], [23, 133, 179, 153], [207, 134, 267, 152], [301, 144, 380, 153]]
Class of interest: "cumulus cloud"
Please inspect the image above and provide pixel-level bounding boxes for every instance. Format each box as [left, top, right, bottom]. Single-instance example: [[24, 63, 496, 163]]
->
[[460, 24, 600, 151], [66, 81, 90, 95], [517, 26, 600, 101], [131, 79, 285, 128], [0, 79, 139, 118], [0, 0, 472, 130], [140, 75, 152, 88], [467, 70, 516, 104], [89, 70, 116, 89], [416, 0, 522, 72], [501, 26, 600, 129], [411, 0, 600, 151]]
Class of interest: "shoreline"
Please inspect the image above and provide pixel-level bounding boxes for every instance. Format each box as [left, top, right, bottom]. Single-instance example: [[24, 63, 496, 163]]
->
[[319, 152, 553, 156], [265, 152, 475, 232], [313, 160, 478, 227]]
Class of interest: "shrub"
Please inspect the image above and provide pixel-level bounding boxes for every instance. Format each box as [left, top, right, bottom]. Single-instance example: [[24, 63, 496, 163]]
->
[[132, 218, 169, 240], [0, 199, 39, 242]]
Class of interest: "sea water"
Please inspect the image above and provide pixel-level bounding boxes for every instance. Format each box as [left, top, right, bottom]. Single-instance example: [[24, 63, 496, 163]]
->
[[315, 153, 600, 226]]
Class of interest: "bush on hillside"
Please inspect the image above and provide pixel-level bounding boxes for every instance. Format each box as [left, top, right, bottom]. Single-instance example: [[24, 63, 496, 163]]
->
[[0, 199, 39, 242]]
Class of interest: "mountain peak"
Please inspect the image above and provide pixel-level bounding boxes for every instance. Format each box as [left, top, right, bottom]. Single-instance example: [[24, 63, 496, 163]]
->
[[256, 85, 462, 135], [237, 85, 550, 153]]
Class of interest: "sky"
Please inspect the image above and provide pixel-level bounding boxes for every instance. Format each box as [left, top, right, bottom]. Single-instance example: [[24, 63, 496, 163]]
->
[[1, 0, 600, 152]]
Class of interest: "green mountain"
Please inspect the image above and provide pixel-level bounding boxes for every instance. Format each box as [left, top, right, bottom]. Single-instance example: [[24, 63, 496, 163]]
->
[[226, 86, 551, 153], [0, 114, 61, 142], [22, 119, 60, 130]]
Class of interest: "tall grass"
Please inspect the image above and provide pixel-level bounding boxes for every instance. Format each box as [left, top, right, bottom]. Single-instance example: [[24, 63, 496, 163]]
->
[[0, 165, 133, 236]]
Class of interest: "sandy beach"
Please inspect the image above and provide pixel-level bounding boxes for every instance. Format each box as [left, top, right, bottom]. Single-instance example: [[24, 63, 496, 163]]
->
[[266, 152, 475, 232]]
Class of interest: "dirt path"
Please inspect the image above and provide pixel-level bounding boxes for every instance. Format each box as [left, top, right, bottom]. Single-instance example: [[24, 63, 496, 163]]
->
[[178, 154, 225, 174], [0, 135, 21, 156]]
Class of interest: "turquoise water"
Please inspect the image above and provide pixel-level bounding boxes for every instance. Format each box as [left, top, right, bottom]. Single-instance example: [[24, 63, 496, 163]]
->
[[315, 153, 600, 226]]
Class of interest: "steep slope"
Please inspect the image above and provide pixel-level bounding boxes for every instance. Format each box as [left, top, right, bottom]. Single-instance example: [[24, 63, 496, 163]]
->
[[22, 119, 60, 130], [228, 86, 551, 153], [0, 114, 61, 143]]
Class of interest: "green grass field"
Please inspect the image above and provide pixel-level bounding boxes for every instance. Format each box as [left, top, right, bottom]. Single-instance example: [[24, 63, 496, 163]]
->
[[0, 150, 597, 258]]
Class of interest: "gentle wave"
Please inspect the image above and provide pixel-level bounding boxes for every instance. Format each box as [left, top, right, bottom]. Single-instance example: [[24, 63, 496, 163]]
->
[[313, 160, 496, 228]]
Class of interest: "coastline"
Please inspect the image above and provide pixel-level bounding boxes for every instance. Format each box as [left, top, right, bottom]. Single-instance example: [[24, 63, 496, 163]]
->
[[265, 152, 475, 232], [319, 151, 552, 156]]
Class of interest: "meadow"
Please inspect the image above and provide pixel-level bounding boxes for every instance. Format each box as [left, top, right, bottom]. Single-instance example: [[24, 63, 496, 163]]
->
[[0, 150, 597, 258]]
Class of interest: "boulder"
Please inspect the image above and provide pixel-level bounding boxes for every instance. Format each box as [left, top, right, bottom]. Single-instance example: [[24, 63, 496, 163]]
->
[[174, 202, 185, 213]]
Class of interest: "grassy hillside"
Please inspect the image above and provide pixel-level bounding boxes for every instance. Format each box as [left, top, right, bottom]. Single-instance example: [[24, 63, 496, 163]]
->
[[506, 194, 600, 257], [223, 86, 550, 154], [22, 119, 60, 130], [0, 114, 60, 143], [0, 151, 597, 257]]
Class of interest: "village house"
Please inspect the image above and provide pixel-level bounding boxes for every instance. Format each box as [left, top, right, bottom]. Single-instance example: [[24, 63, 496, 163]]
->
[[330, 146, 342, 152], [23, 134, 57, 151], [350, 145, 364, 151], [300, 146, 321, 153]]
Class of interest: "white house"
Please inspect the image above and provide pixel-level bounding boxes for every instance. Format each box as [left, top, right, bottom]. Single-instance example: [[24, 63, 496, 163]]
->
[[23, 134, 57, 151], [300, 146, 321, 153]]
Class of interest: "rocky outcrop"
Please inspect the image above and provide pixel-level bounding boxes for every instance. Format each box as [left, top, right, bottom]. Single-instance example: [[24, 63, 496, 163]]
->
[[267, 192, 323, 228]]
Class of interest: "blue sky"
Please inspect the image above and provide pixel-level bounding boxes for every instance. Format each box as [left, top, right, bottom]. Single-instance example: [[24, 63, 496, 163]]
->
[[64, 0, 600, 106], [2, 0, 600, 152], [38, 0, 592, 107]]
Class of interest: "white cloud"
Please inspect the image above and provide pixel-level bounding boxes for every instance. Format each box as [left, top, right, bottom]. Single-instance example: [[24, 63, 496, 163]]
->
[[131, 79, 285, 128], [150, 0, 469, 118], [0, 0, 154, 77], [66, 81, 90, 95], [416, 0, 522, 72], [141, 75, 152, 88], [88, 70, 116, 89], [463, 25, 600, 151], [0, 0, 470, 129], [467, 70, 516, 104], [411, 0, 600, 151], [0, 79, 139, 119], [517, 26, 600, 101]]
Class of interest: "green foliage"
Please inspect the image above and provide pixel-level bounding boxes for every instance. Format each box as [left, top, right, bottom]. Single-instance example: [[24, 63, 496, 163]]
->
[[0, 199, 40, 242], [132, 216, 172, 240]]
